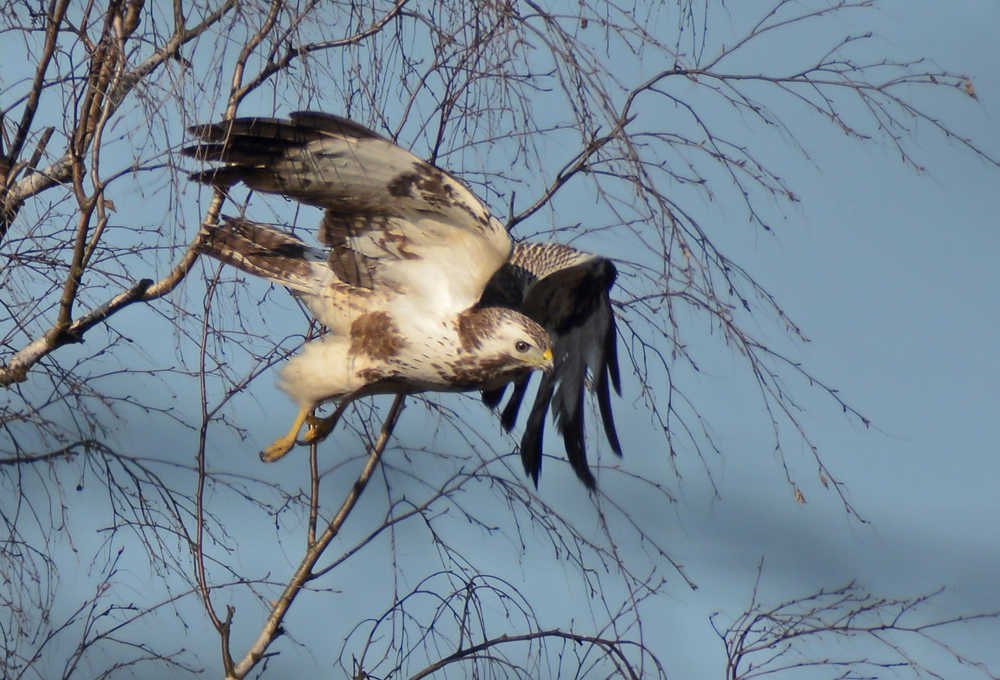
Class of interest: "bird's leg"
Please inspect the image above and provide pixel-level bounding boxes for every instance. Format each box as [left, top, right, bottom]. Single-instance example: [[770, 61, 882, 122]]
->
[[261, 407, 311, 462], [304, 400, 349, 444]]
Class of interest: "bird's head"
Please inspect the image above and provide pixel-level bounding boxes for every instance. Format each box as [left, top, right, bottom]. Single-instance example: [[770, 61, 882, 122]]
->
[[495, 313, 554, 373], [460, 307, 553, 379]]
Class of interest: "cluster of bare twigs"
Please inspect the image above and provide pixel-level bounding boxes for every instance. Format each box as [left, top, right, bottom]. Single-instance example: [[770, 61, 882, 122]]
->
[[1, 0, 997, 678], [715, 573, 1000, 680]]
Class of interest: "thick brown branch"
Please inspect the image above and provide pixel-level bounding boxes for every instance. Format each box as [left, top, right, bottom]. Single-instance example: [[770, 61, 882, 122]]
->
[[0, 277, 150, 387], [0, 237, 202, 387]]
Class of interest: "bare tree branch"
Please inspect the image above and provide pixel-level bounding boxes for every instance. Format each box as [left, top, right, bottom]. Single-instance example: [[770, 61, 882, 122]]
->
[[229, 393, 406, 679]]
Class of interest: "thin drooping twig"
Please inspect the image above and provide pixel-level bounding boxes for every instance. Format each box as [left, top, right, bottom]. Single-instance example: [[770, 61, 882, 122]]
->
[[406, 628, 643, 680], [231, 0, 411, 107], [227, 393, 406, 680]]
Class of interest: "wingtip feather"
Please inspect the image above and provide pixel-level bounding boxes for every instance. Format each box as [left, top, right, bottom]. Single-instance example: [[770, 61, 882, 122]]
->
[[482, 386, 506, 410], [596, 372, 623, 457], [520, 376, 554, 486], [500, 377, 529, 431]]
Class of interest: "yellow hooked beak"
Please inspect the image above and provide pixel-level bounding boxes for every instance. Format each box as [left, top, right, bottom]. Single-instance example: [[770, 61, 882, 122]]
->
[[538, 348, 554, 373]]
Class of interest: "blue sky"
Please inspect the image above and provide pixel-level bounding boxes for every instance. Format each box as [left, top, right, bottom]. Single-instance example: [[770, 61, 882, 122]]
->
[[642, 1, 1000, 674]]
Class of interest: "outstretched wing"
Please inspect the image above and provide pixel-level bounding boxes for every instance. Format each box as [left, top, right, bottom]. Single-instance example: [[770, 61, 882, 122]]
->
[[480, 242, 622, 489], [183, 112, 511, 316]]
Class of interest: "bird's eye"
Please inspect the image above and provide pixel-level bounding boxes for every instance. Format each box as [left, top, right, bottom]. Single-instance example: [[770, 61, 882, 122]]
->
[[515, 340, 530, 353]]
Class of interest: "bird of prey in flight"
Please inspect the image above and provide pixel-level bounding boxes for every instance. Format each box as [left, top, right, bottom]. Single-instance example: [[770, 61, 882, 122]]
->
[[185, 112, 621, 488]]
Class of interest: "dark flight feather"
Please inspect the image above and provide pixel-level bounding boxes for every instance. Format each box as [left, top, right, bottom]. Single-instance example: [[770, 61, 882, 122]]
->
[[481, 248, 622, 489]]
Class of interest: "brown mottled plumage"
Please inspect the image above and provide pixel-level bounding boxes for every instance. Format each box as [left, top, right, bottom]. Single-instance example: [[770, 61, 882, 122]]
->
[[185, 112, 621, 487]]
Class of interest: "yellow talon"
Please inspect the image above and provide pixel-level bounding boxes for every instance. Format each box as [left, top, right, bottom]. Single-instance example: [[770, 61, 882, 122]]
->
[[261, 434, 297, 462], [304, 413, 337, 444], [260, 407, 311, 462]]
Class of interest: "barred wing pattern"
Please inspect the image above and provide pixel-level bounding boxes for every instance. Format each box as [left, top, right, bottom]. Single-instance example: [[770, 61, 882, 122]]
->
[[186, 111, 512, 319]]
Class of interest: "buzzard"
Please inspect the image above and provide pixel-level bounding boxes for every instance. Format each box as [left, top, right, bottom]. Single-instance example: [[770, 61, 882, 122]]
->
[[185, 112, 621, 488]]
